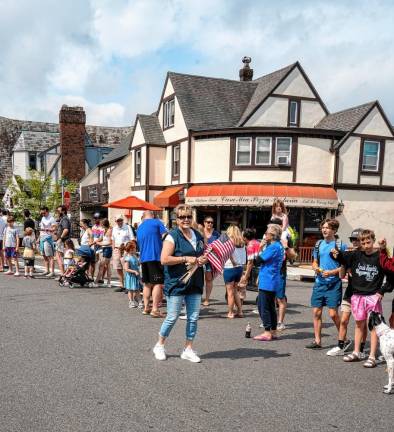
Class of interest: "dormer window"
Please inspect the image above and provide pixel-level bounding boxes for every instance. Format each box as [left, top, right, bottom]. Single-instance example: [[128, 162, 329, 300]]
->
[[163, 98, 175, 129], [135, 149, 141, 180], [362, 140, 380, 172], [172, 144, 180, 178], [288, 100, 300, 127]]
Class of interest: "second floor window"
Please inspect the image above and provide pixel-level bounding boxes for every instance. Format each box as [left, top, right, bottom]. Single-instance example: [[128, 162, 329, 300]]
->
[[236, 138, 252, 165], [275, 137, 292, 165], [362, 140, 380, 172], [172, 145, 180, 177], [28, 153, 37, 170], [164, 99, 175, 129], [255, 138, 272, 165], [135, 149, 141, 180], [289, 100, 299, 127]]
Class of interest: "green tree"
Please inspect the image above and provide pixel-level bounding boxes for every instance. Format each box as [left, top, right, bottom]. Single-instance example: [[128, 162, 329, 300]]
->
[[7, 170, 77, 221]]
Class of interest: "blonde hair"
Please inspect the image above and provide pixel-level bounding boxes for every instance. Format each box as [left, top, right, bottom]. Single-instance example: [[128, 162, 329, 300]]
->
[[25, 227, 34, 236], [226, 225, 244, 247], [267, 224, 282, 241], [174, 204, 193, 217]]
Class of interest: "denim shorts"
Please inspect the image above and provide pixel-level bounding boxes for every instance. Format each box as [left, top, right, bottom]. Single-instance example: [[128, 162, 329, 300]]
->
[[5, 247, 17, 258], [223, 266, 243, 284], [311, 279, 342, 308]]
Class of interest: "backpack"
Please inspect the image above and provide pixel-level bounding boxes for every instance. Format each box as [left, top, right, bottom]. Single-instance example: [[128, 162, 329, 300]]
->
[[287, 226, 299, 245], [314, 238, 343, 266]]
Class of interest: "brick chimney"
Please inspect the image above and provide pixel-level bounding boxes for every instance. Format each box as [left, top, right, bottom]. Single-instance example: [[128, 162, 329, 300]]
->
[[59, 105, 86, 182], [239, 56, 253, 81]]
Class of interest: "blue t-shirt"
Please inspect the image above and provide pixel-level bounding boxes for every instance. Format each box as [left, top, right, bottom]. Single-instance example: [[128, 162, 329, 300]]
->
[[136, 219, 167, 263], [313, 239, 347, 284], [258, 241, 284, 292], [206, 230, 220, 244]]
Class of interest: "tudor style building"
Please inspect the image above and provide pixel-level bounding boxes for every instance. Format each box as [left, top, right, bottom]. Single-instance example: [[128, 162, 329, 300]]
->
[[106, 58, 394, 244]]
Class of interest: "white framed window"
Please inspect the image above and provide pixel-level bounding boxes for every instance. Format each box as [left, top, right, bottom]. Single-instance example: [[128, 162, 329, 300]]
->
[[163, 99, 175, 128], [275, 137, 292, 165], [289, 100, 299, 127], [362, 140, 380, 172], [135, 149, 141, 180], [172, 145, 180, 177], [235, 137, 252, 165], [255, 137, 272, 165]]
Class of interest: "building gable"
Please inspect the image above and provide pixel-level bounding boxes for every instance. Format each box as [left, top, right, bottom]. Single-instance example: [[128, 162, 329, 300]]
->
[[130, 119, 145, 148], [354, 105, 393, 137], [274, 66, 315, 98]]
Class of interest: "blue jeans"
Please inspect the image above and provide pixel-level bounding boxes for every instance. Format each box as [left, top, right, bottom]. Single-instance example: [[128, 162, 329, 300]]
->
[[159, 294, 201, 341]]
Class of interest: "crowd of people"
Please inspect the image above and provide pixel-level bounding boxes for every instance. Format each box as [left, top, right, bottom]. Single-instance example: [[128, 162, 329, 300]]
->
[[0, 199, 393, 366]]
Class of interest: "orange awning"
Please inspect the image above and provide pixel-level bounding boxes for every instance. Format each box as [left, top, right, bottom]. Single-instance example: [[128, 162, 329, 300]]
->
[[103, 195, 161, 211], [186, 184, 338, 209], [154, 186, 183, 208]]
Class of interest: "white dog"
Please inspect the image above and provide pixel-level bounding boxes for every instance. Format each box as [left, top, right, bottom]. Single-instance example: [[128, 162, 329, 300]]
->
[[368, 312, 394, 394]]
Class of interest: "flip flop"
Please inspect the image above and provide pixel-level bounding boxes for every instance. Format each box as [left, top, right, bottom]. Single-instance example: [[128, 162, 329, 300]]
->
[[150, 311, 166, 318], [253, 335, 272, 341]]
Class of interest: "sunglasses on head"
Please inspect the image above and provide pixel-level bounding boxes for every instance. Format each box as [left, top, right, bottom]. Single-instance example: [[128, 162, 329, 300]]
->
[[177, 215, 192, 220]]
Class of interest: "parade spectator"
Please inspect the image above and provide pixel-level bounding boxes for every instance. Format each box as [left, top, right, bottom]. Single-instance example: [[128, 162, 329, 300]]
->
[[271, 199, 289, 232], [223, 225, 246, 319], [95, 219, 113, 287], [123, 240, 142, 309], [137, 210, 167, 316], [4, 216, 20, 276], [63, 239, 76, 270], [80, 219, 94, 277], [91, 212, 104, 278], [112, 216, 134, 292], [39, 207, 56, 277], [253, 224, 284, 341], [2, 209, 9, 224], [0, 213, 6, 271], [23, 209, 35, 232], [55, 205, 71, 275], [378, 238, 394, 329], [305, 219, 346, 350], [22, 227, 36, 278], [153, 204, 207, 362], [202, 216, 220, 306]]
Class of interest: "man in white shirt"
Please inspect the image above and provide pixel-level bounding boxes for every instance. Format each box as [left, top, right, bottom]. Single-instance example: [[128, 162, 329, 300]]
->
[[112, 216, 134, 291], [39, 206, 57, 277]]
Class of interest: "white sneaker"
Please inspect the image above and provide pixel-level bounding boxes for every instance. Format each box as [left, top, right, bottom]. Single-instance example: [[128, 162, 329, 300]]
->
[[138, 301, 143, 309], [179, 314, 187, 320], [47, 272, 55, 278], [277, 322, 286, 331], [128, 300, 137, 308], [153, 343, 167, 361], [259, 323, 265, 328], [326, 346, 344, 356], [89, 282, 98, 288], [252, 309, 259, 314], [14, 272, 20, 277], [181, 347, 201, 363]]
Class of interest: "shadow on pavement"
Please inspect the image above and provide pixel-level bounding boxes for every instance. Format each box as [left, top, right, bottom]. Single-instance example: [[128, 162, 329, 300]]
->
[[201, 348, 291, 360]]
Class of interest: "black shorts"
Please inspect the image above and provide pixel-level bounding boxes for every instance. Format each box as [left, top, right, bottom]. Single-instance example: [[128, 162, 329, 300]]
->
[[0, 239, 3, 250], [24, 259, 35, 267], [141, 261, 164, 285]]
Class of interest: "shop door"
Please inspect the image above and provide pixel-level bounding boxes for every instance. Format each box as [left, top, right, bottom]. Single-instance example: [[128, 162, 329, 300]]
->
[[247, 209, 272, 239]]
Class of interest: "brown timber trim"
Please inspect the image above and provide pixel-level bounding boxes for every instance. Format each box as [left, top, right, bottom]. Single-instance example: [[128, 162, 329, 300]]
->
[[145, 146, 150, 201], [379, 140, 386, 186], [287, 99, 301, 128], [292, 136, 298, 182], [166, 137, 189, 146], [154, 181, 336, 189], [171, 143, 180, 181], [358, 137, 384, 184], [352, 132, 393, 140], [131, 185, 165, 192], [134, 148, 141, 181], [187, 132, 192, 183], [335, 183, 394, 192], [229, 136, 235, 181], [131, 143, 167, 151], [272, 93, 317, 102], [162, 94, 175, 104]]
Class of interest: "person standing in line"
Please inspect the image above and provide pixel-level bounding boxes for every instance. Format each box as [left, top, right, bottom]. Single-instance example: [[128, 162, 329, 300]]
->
[[95, 219, 113, 287], [378, 238, 394, 329], [22, 227, 36, 278], [23, 209, 36, 232], [0, 214, 6, 271], [112, 216, 134, 292], [201, 216, 220, 306], [39, 207, 56, 277], [305, 219, 347, 350], [253, 224, 284, 341], [91, 213, 104, 279], [55, 205, 71, 275], [123, 240, 142, 309], [2, 209, 9, 224], [152, 204, 207, 363], [137, 210, 167, 316], [4, 216, 21, 276], [79, 219, 94, 278]]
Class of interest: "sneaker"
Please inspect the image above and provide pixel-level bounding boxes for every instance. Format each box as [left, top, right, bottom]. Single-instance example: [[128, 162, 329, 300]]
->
[[179, 314, 187, 320], [181, 347, 201, 363], [305, 341, 323, 350], [277, 322, 286, 331], [14, 272, 20, 277], [153, 343, 167, 361], [129, 300, 136, 309], [252, 309, 259, 315], [4, 270, 13, 275], [259, 323, 265, 328], [343, 339, 352, 352], [138, 301, 143, 309], [326, 346, 344, 356], [47, 272, 55, 278], [89, 282, 98, 288]]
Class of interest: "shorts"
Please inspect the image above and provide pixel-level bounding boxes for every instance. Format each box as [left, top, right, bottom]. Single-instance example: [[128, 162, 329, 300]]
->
[[204, 262, 212, 272], [112, 248, 123, 270], [311, 279, 342, 309], [351, 293, 383, 321], [55, 240, 65, 254], [102, 247, 112, 259], [223, 266, 243, 284], [0, 239, 3, 250], [24, 259, 35, 267], [141, 261, 164, 285], [5, 247, 17, 258], [275, 272, 287, 300], [341, 299, 352, 313], [40, 238, 55, 257]]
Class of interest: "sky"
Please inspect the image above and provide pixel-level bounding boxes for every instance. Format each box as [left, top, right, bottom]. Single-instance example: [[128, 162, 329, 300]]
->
[[1, 0, 394, 126]]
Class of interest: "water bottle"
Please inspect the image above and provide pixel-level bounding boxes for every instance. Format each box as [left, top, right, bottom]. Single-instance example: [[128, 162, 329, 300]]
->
[[245, 322, 251, 338]]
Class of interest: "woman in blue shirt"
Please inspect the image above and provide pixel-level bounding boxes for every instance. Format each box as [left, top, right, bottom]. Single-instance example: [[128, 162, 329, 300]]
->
[[253, 224, 284, 341]]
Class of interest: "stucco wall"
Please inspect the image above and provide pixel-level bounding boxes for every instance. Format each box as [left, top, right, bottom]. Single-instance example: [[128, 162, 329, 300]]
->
[[131, 120, 145, 147], [383, 140, 394, 185], [163, 78, 174, 98], [12, 152, 28, 178], [296, 137, 333, 184], [354, 107, 393, 137], [165, 146, 172, 185], [360, 175, 380, 185], [80, 166, 99, 188], [158, 96, 188, 143], [108, 153, 132, 221], [274, 67, 315, 98], [338, 136, 361, 184], [180, 140, 188, 184], [192, 137, 230, 183], [149, 146, 166, 185], [245, 97, 288, 127], [300, 101, 326, 127], [232, 169, 293, 183], [337, 189, 394, 245]]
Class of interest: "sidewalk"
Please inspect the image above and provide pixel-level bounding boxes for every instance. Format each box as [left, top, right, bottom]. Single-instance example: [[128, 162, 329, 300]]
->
[[287, 264, 315, 281]]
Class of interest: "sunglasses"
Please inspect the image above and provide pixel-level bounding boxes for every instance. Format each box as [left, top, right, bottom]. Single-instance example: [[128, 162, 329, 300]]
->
[[177, 215, 192, 220], [205, 220, 214, 224]]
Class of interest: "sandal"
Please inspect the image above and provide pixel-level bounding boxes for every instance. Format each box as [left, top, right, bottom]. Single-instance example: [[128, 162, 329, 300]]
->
[[343, 352, 361, 362], [142, 309, 151, 315], [150, 311, 166, 318], [203, 300, 210, 307], [363, 357, 377, 368], [227, 313, 235, 319]]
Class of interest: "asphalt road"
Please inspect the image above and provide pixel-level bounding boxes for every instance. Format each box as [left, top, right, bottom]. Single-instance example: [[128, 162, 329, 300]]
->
[[1, 274, 393, 432]]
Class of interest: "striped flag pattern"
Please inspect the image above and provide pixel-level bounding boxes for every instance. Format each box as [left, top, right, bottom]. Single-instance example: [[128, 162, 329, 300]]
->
[[205, 235, 235, 278]]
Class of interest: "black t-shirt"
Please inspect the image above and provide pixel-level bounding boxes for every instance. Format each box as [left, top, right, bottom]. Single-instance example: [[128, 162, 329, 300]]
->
[[57, 216, 71, 241], [24, 217, 35, 231], [281, 237, 294, 274], [337, 250, 384, 296]]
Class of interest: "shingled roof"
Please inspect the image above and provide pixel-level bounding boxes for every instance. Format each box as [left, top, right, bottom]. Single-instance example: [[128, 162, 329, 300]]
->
[[98, 131, 132, 167], [316, 101, 375, 132], [13, 130, 59, 152], [138, 114, 165, 145]]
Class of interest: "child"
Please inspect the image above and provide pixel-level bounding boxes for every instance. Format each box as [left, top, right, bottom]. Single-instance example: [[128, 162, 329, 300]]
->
[[4, 216, 20, 276], [378, 238, 394, 329], [63, 239, 76, 270], [305, 218, 347, 350], [332, 229, 385, 368], [271, 199, 289, 232], [123, 240, 142, 309], [22, 227, 36, 278]]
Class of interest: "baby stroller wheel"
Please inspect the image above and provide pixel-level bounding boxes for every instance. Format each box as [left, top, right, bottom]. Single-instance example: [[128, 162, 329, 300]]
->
[[59, 278, 64, 287]]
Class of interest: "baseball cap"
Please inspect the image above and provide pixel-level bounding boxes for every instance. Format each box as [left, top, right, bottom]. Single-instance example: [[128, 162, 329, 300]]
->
[[93, 212, 101, 219], [349, 228, 363, 240]]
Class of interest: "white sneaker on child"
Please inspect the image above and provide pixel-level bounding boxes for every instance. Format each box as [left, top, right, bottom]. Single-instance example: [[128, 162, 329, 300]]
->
[[14, 272, 20, 277], [138, 301, 143, 309], [129, 300, 137, 309]]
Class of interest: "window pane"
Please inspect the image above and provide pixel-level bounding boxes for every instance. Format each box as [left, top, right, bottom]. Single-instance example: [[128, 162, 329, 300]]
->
[[276, 138, 291, 165], [236, 138, 251, 165], [362, 141, 379, 170], [256, 138, 271, 165], [290, 101, 298, 125], [277, 138, 291, 152], [174, 145, 180, 161], [170, 100, 175, 125]]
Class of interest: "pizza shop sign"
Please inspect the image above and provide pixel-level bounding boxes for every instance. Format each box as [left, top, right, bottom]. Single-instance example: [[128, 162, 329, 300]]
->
[[186, 195, 338, 209]]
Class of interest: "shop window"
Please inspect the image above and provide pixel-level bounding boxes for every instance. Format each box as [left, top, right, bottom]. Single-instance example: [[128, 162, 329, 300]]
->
[[28, 153, 37, 170], [163, 98, 175, 129], [255, 138, 272, 165], [275, 137, 292, 166], [135, 149, 141, 180], [362, 140, 380, 172], [236, 137, 252, 165], [172, 144, 180, 178], [289, 100, 299, 127]]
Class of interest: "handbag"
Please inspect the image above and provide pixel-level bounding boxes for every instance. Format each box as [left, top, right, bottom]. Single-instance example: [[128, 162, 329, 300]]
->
[[23, 248, 35, 259]]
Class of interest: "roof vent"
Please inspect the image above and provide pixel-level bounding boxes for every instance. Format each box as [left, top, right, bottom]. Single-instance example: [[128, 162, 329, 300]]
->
[[239, 56, 253, 81]]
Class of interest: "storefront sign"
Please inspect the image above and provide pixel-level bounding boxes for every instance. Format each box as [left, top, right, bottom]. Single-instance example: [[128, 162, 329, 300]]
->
[[186, 195, 338, 209]]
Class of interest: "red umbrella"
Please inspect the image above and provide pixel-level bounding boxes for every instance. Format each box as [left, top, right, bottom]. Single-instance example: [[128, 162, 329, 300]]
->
[[103, 195, 161, 211]]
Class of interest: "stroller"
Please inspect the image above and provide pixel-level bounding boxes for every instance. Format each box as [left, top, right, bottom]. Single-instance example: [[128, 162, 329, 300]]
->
[[59, 245, 94, 287]]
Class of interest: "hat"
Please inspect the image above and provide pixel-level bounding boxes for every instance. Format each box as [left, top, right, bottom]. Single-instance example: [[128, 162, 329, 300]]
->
[[93, 212, 101, 219], [349, 228, 363, 240], [115, 215, 124, 221]]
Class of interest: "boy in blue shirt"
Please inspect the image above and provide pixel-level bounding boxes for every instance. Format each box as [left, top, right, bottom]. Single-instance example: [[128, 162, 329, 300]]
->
[[306, 218, 347, 349]]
